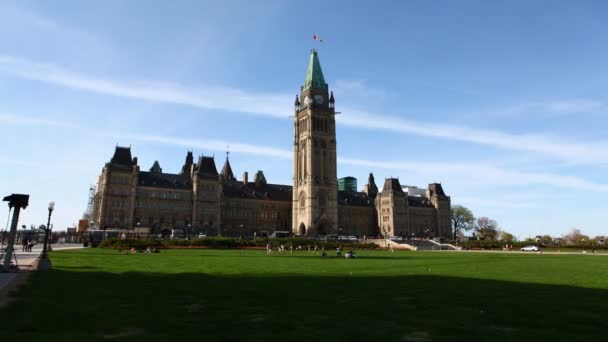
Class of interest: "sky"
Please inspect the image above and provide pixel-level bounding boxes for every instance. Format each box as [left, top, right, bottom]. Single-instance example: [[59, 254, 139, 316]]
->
[[0, 0, 607, 239]]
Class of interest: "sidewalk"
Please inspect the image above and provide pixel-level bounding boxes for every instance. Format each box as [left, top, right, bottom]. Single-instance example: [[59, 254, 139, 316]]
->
[[0, 243, 84, 305]]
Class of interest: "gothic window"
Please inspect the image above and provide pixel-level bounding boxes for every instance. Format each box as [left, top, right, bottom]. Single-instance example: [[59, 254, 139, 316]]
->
[[299, 192, 306, 211]]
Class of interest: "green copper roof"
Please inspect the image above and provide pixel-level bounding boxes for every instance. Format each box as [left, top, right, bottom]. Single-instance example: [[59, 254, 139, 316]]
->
[[303, 49, 327, 91]]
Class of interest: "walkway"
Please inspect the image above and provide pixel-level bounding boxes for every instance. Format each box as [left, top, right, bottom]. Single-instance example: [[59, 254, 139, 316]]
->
[[0, 243, 84, 305]]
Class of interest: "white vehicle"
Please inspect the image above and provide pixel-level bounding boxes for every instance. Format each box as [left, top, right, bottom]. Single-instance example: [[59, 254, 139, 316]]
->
[[520, 245, 540, 252]]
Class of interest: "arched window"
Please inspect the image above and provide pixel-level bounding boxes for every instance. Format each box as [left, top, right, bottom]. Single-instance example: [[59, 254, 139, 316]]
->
[[299, 191, 306, 211]]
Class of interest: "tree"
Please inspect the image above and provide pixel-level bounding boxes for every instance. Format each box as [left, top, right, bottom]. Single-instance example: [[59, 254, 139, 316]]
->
[[475, 217, 498, 240], [563, 229, 590, 245], [498, 230, 515, 243], [451, 205, 474, 241]]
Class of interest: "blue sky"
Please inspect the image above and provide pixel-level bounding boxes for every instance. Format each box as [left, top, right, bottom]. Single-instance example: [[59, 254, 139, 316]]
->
[[1, 0, 607, 239]]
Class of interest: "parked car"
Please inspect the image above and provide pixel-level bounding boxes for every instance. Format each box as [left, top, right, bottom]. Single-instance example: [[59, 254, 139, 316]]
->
[[520, 245, 540, 252], [197, 233, 207, 238], [338, 236, 358, 241]]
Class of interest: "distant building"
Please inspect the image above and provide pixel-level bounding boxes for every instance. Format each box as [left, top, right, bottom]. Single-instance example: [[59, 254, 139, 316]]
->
[[90, 50, 451, 239], [338, 177, 357, 193], [77, 219, 89, 233]]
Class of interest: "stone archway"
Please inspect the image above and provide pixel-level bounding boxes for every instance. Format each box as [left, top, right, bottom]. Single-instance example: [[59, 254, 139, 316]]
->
[[298, 223, 306, 236]]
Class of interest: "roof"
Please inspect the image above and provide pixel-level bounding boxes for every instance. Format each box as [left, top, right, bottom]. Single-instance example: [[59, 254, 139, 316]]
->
[[428, 183, 447, 197], [408, 196, 434, 208], [149, 161, 162, 173], [109, 146, 134, 168], [196, 156, 218, 178], [138, 171, 192, 189], [338, 191, 374, 207], [303, 49, 327, 91], [222, 180, 292, 202], [221, 158, 236, 181], [181, 151, 194, 175], [382, 178, 404, 194]]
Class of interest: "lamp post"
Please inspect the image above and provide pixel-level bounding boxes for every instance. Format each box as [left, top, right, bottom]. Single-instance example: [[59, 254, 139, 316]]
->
[[42, 202, 55, 260], [187, 224, 192, 240]]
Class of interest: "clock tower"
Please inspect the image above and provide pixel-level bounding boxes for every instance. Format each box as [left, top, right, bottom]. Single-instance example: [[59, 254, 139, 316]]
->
[[292, 49, 338, 236]]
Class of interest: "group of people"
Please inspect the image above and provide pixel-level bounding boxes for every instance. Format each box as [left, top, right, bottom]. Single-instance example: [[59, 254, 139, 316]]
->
[[265, 242, 357, 259], [21, 239, 35, 252], [124, 246, 160, 254]]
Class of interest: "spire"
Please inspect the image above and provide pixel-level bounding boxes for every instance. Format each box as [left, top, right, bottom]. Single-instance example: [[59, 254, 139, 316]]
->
[[150, 161, 162, 173], [181, 151, 194, 175], [329, 91, 335, 103], [294, 94, 300, 106], [303, 49, 327, 91], [221, 146, 236, 181]]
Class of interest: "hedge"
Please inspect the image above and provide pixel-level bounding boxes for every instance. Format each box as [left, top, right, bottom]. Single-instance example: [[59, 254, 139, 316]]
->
[[98, 237, 379, 250]]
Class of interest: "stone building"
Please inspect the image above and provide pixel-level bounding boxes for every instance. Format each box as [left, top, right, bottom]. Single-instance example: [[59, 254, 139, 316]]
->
[[91, 49, 451, 239]]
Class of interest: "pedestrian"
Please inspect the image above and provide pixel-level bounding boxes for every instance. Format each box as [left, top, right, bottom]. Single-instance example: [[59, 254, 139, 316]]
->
[[266, 242, 272, 255], [336, 246, 342, 257], [22, 239, 27, 252], [307, 245, 311, 253], [28, 240, 34, 252], [289, 244, 294, 255]]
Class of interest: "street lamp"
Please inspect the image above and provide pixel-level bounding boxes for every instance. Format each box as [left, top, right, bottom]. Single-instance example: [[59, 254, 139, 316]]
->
[[187, 223, 192, 240], [42, 201, 55, 260]]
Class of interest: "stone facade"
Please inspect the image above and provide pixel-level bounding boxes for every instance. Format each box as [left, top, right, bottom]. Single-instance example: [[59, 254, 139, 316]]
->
[[91, 50, 451, 239]]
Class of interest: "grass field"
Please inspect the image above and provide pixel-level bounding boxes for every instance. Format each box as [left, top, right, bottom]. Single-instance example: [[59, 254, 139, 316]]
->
[[2, 248, 608, 341]]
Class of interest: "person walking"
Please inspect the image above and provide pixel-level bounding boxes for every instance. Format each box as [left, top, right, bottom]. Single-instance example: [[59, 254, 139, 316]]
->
[[266, 242, 272, 255]]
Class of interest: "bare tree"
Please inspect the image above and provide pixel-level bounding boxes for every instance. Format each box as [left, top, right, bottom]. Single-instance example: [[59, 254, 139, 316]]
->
[[475, 217, 498, 240]]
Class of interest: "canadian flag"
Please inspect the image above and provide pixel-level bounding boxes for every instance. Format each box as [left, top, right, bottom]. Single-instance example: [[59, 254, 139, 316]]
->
[[313, 34, 323, 43]]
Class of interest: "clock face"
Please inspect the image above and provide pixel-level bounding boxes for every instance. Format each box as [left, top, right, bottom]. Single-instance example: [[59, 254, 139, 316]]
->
[[304, 96, 311, 105], [313, 95, 324, 104]]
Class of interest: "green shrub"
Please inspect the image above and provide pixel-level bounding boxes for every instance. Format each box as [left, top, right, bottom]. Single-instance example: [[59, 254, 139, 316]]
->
[[97, 236, 379, 250]]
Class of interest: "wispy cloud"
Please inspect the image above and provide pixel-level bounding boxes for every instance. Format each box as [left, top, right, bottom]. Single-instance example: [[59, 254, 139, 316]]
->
[[0, 112, 77, 128], [124, 135, 292, 160], [337, 157, 608, 191], [0, 56, 291, 118], [2, 112, 608, 191], [2, 55, 608, 165], [127, 134, 608, 192], [339, 108, 608, 165]]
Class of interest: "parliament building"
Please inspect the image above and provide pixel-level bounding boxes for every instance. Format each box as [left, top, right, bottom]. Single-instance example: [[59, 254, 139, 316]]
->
[[91, 50, 451, 239]]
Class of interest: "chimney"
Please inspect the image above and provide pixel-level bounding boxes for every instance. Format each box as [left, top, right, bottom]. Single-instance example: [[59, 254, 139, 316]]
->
[[243, 172, 248, 187]]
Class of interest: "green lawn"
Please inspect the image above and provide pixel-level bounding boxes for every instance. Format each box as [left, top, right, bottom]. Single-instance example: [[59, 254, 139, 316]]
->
[[2, 248, 608, 341]]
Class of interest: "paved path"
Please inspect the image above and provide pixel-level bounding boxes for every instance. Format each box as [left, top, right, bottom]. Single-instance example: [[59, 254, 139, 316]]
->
[[0, 243, 84, 303]]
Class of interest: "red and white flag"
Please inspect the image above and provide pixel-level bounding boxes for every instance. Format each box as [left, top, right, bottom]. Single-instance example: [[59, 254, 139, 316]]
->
[[313, 34, 324, 43]]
